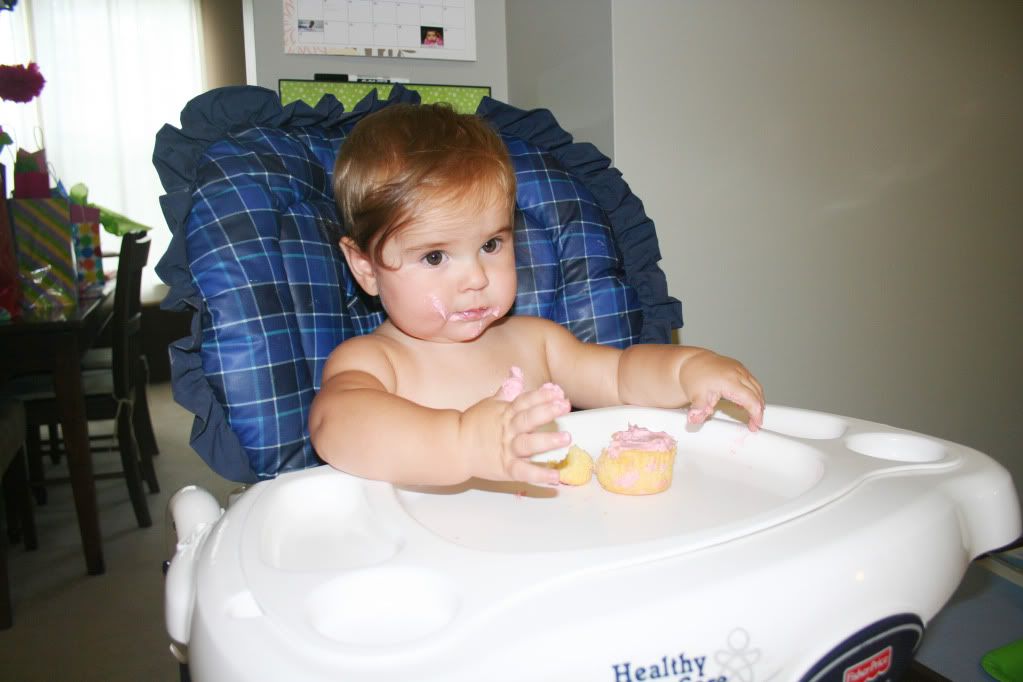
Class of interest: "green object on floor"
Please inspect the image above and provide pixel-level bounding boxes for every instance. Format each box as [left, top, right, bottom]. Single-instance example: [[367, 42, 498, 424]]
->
[[983, 638, 1023, 682]]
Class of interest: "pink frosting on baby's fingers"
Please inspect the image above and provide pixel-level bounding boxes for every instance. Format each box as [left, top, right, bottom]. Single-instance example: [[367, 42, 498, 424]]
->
[[497, 366, 525, 401], [496, 369, 568, 405], [540, 381, 565, 401]]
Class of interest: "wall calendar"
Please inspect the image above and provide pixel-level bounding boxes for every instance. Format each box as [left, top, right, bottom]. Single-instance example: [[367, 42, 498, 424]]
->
[[283, 0, 476, 61]]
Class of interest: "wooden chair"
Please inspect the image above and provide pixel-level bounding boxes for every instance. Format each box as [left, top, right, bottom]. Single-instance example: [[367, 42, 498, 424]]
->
[[80, 351, 159, 459], [74, 243, 160, 462], [0, 396, 37, 629], [11, 231, 158, 528], [42, 254, 160, 467]]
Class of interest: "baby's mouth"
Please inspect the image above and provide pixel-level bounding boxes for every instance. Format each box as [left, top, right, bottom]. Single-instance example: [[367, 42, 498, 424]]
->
[[450, 307, 494, 322]]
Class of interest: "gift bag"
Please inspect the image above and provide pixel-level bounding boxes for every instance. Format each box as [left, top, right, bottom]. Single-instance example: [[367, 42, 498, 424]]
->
[[70, 203, 105, 294], [8, 195, 79, 319], [13, 148, 51, 199], [0, 167, 21, 320]]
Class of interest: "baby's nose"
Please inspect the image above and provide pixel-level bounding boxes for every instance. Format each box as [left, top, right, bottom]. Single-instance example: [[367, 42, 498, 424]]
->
[[461, 258, 489, 290]]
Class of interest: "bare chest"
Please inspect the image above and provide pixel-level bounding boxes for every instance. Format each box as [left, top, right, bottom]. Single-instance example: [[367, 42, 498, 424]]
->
[[390, 341, 550, 411]]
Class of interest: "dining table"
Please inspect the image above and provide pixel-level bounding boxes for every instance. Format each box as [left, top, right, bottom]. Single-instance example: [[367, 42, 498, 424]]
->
[[0, 281, 115, 575]]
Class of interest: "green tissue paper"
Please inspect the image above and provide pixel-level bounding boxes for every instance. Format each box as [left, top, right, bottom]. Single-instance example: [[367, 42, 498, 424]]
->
[[983, 638, 1023, 682]]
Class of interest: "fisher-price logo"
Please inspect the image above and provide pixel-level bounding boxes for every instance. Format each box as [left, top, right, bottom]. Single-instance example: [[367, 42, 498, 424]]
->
[[843, 646, 892, 682]]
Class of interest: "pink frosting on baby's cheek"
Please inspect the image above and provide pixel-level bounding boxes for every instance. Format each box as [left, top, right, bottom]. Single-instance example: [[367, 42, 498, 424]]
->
[[427, 295, 448, 320]]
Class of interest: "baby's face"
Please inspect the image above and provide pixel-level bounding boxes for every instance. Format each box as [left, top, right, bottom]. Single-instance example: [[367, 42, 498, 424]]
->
[[372, 196, 516, 343]]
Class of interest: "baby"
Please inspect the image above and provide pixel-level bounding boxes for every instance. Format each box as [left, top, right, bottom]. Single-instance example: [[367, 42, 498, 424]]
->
[[309, 104, 764, 487]]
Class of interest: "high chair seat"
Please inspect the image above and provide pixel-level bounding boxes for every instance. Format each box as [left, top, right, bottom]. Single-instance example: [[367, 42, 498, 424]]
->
[[154, 85, 682, 483]]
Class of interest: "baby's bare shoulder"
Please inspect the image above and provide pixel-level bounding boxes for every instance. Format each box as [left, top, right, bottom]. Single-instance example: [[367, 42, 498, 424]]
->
[[328, 331, 391, 360], [322, 333, 399, 388], [503, 315, 580, 345], [502, 314, 564, 335]]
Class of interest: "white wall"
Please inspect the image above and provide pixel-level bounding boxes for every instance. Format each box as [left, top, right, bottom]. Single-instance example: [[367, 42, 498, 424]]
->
[[505, 0, 614, 156], [243, 0, 508, 100], [611, 2, 1023, 494]]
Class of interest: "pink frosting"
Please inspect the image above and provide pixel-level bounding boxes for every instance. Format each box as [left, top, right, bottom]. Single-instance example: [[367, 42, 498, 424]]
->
[[540, 381, 565, 401], [496, 367, 566, 403], [497, 366, 525, 401], [614, 471, 640, 488], [604, 424, 677, 458]]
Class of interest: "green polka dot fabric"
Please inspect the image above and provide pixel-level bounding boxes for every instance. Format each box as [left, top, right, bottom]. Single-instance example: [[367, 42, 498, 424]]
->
[[279, 79, 490, 114]]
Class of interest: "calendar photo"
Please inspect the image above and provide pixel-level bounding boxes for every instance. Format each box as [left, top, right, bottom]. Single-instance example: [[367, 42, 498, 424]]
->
[[283, 0, 477, 61]]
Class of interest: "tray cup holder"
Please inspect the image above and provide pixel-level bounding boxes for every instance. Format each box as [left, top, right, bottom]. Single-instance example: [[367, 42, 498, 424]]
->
[[259, 473, 403, 571], [306, 567, 459, 646], [845, 432, 947, 463]]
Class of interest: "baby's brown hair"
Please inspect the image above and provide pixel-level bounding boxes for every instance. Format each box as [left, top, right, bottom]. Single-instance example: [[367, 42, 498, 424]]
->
[[332, 103, 516, 264]]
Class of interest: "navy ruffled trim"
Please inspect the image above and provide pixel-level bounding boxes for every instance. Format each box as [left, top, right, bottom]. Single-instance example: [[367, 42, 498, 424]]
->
[[477, 98, 683, 344], [152, 85, 421, 482]]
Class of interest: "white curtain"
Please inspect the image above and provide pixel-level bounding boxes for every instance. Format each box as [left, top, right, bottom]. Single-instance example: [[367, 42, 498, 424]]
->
[[2, 0, 205, 300], [0, 4, 39, 189]]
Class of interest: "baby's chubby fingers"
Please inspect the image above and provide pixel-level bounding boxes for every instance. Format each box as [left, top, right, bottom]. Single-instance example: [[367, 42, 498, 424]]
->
[[508, 457, 560, 486], [688, 385, 765, 431], [508, 381, 566, 408], [727, 372, 766, 431], [511, 428, 571, 459], [461, 382, 571, 484], [511, 395, 570, 431], [686, 391, 720, 426], [507, 383, 570, 426], [725, 389, 765, 431]]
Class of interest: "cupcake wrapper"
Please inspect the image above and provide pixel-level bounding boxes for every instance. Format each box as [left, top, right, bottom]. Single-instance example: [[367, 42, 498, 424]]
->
[[597, 448, 675, 495]]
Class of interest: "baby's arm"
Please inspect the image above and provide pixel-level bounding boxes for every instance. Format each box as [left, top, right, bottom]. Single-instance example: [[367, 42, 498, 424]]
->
[[540, 320, 764, 429], [616, 344, 764, 429], [309, 337, 567, 486]]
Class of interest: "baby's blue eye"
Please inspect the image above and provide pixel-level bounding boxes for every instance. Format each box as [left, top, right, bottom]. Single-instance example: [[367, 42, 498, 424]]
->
[[422, 251, 444, 266], [481, 238, 501, 254]]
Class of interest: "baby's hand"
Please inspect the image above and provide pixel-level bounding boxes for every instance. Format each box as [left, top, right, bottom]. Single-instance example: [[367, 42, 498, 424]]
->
[[458, 383, 571, 485], [680, 351, 765, 431]]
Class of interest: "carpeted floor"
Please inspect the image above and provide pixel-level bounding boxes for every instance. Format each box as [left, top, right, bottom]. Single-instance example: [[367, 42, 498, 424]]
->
[[1, 382, 238, 681]]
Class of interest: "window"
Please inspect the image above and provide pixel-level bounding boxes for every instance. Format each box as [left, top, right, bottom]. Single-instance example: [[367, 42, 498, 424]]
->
[[1, 0, 206, 301]]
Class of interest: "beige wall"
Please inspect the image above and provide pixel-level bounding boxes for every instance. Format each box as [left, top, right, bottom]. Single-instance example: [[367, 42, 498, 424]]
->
[[611, 2, 1023, 494], [505, 0, 614, 156], [201, 0, 246, 88]]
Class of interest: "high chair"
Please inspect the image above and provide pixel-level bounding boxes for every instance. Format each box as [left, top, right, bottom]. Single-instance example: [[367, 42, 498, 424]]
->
[[153, 84, 682, 484], [154, 86, 1019, 682]]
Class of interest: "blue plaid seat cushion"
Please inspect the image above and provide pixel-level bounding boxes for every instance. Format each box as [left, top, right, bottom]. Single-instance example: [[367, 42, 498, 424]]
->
[[154, 85, 682, 482]]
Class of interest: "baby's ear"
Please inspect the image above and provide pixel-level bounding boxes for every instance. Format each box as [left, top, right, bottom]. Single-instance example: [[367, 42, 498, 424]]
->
[[339, 237, 379, 296]]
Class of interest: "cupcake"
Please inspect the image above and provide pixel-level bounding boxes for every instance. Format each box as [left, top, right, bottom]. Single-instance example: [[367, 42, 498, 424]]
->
[[548, 445, 594, 485], [596, 425, 677, 495]]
